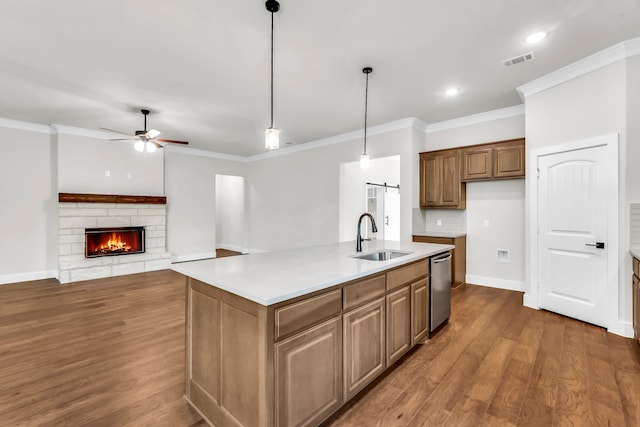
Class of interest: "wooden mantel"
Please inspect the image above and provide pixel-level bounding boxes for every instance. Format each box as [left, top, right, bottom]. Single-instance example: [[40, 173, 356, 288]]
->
[[58, 193, 167, 205]]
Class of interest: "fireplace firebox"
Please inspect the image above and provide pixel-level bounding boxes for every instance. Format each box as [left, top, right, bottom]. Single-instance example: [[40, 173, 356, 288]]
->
[[85, 227, 145, 258]]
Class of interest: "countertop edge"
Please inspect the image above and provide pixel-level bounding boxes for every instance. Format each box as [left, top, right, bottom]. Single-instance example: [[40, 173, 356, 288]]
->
[[172, 243, 453, 306], [413, 231, 467, 238]]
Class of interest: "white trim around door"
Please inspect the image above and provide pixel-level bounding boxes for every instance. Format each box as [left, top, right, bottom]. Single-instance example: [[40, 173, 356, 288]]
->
[[525, 133, 621, 334]]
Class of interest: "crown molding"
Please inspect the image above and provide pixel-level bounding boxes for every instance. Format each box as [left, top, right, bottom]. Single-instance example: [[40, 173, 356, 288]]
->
[[425, 104, 525, 134], [0, 117, 53, 134], [52, 124, 119, 140], [517, 37, 640, 100], [164, 144, 249, 162]]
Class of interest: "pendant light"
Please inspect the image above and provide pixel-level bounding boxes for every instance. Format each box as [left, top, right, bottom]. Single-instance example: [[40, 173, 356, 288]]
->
[[360, 67, 372, 169], [265, 0, 280, 150]]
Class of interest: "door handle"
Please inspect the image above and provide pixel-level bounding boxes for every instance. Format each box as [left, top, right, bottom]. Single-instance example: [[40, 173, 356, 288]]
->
[[585, 242, 605, 249]]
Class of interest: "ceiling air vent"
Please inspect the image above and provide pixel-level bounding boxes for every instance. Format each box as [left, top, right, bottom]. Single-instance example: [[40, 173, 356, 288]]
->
[[502, 51, 536, 67]]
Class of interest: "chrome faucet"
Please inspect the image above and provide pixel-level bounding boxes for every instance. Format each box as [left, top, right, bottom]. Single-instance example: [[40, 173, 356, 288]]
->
[[356, 213, 378, 252]]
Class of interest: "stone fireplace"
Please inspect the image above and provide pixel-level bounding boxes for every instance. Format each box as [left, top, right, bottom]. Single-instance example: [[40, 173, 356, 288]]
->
[[58, 193, 172, 283]]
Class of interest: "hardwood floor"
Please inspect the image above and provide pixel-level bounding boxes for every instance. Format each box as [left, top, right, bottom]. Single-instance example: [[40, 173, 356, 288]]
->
[[215, 248, 242, 258], [1, 272, 638, 426]]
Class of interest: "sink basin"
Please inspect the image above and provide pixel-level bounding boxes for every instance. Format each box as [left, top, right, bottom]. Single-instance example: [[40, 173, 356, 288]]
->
[[352, 250, 412, 261]]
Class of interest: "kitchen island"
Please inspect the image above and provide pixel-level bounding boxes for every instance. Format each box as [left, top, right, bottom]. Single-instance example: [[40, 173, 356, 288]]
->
[[172, 240, 453, 427]]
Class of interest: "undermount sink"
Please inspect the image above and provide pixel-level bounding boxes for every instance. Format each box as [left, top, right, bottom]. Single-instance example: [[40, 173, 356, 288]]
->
[[352, 250, 412, 261]]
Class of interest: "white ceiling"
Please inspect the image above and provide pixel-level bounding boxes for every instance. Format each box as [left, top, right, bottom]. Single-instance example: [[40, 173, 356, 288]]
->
[[1, 0, 639, 156]]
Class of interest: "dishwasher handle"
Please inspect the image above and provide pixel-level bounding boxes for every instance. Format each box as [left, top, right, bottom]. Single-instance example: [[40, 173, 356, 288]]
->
[[432, 253, 452, 263]]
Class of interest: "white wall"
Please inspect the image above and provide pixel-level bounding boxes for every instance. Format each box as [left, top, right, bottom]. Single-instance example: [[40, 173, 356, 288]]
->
[[466, 180, 525, 289], [249, 127, 417, 252], [627, 55, 640, 204], [58, 134, 164, 195], [215, 174, 246, 253], [165, 151, 246, 261], [0, 126, 57, 282], [421, 114, 526, 288], [523, 59, 631, 333]]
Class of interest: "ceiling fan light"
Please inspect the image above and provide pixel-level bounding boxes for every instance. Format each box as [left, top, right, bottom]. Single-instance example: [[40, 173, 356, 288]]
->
[[134, 140, 145, 152], [265, 127, 279, 150], [146, 141, 157, 153], [360, 153, 370, 169]]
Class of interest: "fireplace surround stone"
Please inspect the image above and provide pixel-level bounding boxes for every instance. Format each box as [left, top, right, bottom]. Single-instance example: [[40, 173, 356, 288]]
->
[[58, 196, 171, 283]]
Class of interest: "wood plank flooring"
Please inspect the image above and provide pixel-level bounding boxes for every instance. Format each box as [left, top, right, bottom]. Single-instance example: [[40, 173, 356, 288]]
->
[[1, 271, 638, 426]]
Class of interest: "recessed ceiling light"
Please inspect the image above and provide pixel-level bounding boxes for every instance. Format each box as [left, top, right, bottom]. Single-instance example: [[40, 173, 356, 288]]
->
[[526, 31, 547, 44], [445, 87, 459, 97]]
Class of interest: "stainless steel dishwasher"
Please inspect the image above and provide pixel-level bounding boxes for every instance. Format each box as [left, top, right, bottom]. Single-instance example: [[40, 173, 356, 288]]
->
[[430, 251, 452, 331]]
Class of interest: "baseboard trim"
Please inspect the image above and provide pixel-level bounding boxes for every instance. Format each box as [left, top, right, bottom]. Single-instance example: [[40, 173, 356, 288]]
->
[[0, 270, 58, 285], [523, 293, 539, 310], [172, 252, 216, 263], [216, 244, 248, 254], [607, 319, 634, 338], [465, 274, 525, 292]]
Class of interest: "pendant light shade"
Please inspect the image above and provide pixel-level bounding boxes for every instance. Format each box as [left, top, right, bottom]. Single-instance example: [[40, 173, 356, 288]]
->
[[360, 67, 373, 169], [265, 127, 279, 150], [265, 0, 280, 150]]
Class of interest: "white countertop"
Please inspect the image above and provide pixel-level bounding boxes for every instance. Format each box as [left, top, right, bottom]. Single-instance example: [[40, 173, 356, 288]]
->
[[171, 240, 453, 306], [413, 230, 467, 238], [631, 247, 640, 260]]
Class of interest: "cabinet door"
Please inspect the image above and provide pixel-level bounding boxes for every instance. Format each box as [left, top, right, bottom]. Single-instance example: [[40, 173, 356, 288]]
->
[[411, 277, 429, 345], [343, 298, 385, 401], [462, 147, 493, 181], [386, 286, 411, 365], [420, 153, 439, 207], [440, 152, 460, 206], [494, 141, 525, 178], [275, 317, 342, 427]]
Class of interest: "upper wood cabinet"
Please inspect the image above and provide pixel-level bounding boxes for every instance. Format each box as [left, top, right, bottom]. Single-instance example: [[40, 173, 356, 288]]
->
[[420, 149, 466, 209], [461, 138, 525, 181]]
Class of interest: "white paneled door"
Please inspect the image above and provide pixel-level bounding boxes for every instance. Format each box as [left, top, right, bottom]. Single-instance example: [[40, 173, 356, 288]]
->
[[538, 144, 608, 327]]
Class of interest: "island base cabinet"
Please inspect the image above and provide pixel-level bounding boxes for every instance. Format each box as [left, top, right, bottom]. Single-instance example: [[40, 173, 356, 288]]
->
[[275, 317, 343, 427], [343, 298, 386, 401], [411, 278, 429, 345], [386, 286, 412, 365]]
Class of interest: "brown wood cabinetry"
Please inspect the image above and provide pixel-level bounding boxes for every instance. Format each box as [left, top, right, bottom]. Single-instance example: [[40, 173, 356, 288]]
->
[[184, 256, 433, 427], [461, 138, 525, 181], [386, 286, 412, 365], [275, 317, 343, 427], [343, 298, 385, 401], [411, 277, 429, 345], [420, 150, 466, 209], [413, 234, 466, 288], [633, 257, 640, 345]]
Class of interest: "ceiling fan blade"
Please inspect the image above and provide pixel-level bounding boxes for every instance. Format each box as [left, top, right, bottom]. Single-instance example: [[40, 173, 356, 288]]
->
[[100, 127, 134, 137], [147, 129, 161, 138], [155, 138, 189, 145], [109, 138, 136, 141]]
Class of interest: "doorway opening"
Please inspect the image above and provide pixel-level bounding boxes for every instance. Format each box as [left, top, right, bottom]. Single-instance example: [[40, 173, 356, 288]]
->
[[215, 174, 247, 256], [339, 155, 401, 242]]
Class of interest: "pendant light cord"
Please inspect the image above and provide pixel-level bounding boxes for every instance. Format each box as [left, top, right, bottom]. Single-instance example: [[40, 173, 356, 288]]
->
[[270, 10, 274, 128], [364, 71, 369, 155]]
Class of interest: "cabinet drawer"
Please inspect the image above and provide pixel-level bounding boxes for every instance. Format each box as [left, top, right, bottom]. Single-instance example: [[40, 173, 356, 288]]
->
[[275, 289, 342, 340], [412, 236, 454, 245], [387, 259, 429, 291], [634, 257, 639, 278], [343, 274, 386, 311]]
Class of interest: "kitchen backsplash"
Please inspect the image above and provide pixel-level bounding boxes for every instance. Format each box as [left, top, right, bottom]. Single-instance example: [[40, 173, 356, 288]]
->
[[631, 203, 640, 246], [413, 208, 467, 232]]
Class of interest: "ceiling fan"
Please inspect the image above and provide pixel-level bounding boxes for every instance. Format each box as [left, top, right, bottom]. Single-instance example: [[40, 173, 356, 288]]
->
[[101, 109, 189, 153]]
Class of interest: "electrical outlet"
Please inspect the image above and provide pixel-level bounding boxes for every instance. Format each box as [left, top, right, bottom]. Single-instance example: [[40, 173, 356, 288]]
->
[[437, 219, 442, 226], [483, 219, 490, 227], [497, 249, 510, 262], [105, 170, 111, 177]]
